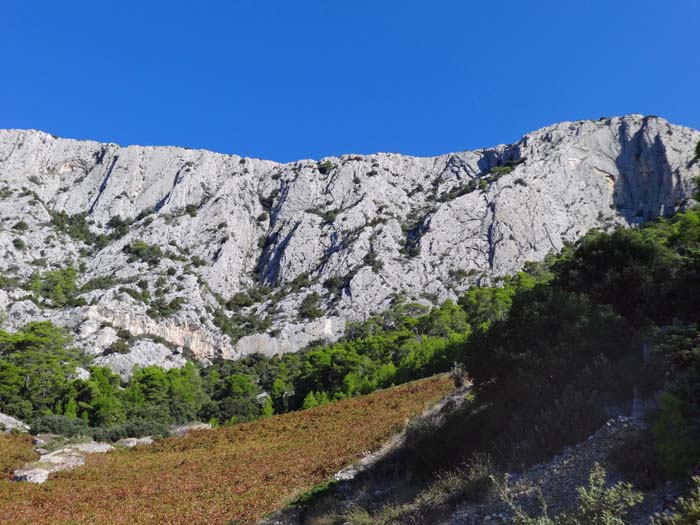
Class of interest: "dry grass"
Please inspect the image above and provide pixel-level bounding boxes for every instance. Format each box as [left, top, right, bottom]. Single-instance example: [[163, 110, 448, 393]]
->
[[0, 375, 452, 525], [0, 434, 37, 478], [305, 452, 496, 525]]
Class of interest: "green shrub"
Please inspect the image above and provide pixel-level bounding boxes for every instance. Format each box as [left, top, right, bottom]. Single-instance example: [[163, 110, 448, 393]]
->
[[652, 325, 700, 478], [106, 215, 131, 239], [30, 414, 90, 437], [298, 292, 322, 320], [119, 286, 149, 303], [104, 339, 130, 355], [333, 453, 496, 524], [90, 419, 170, 442], [438, 180, 478, 202], [490, 165, 513, 176], [12, 238, 25, 250], [123, 240, 162, 266], [12, 221, 28, 232], [317, 160, 335, 175], [80, 276, 117, 292], [497, 463, 643, 525], [147, 296, 186, 319], [30, 267, 85, 307], [212, 309, 272, 343], [190, 256, 207, 267], [288, 273, 312, 293], [323, 276, 346, 294], [653, 476, 700, 524], [49, 211, 97, 246], [363, 251, 384, 272], [227, 291, 254, 309]]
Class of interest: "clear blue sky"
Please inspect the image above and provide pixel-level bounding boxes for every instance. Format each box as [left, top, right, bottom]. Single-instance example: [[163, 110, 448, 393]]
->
[[2, 1, 699, 162]]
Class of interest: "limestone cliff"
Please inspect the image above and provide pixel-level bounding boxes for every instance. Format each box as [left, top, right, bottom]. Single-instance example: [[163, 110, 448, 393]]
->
[[0, 115, 697, 375]]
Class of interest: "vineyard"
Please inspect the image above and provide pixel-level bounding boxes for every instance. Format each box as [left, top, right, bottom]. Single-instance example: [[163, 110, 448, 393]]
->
[[0, 375, 452, 524], [0, 434, 37, 479]]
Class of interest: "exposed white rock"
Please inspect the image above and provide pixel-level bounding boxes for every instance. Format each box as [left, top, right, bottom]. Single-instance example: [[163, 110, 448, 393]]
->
[[171, 422, 212, 437], [0, 115, 698, 375], [0, 412, 29, 433], [13, 441, 114, 484], [116, 436, 154, 448], [72, 366, 91, 381], [12, 468, 50, 484], [94, 338, 188, 380]]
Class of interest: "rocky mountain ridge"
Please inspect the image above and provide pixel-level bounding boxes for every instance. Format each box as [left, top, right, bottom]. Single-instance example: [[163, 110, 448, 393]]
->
[[0, 115, 698, 376]]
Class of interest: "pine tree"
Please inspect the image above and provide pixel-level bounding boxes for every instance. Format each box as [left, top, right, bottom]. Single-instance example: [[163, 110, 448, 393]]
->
[[262, 397, 274, 417], [64, 397, 78, 419], [302, 391, 318, 409]]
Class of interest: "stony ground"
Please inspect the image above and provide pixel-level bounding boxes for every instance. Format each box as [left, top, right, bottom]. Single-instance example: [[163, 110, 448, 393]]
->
[[444, 416, 677, 524]]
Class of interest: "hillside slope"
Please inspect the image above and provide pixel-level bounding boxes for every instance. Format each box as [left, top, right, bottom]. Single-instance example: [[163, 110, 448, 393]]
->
[[0, 375, 452, 524], [0, 115, 698, 375]]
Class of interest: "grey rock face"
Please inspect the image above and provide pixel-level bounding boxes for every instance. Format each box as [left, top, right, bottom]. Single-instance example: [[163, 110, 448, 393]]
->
[[94, 338, 188, 380], [0, 412, 29, 433], [0, 115, 698, 375]]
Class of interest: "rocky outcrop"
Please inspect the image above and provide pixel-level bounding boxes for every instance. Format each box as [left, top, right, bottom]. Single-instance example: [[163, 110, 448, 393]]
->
[[0, 115, 698, 375], [0, 412, 29, 433], [13, 441, 114, 484], [115, 436, 153, 448], [94, 338, 188, 380]]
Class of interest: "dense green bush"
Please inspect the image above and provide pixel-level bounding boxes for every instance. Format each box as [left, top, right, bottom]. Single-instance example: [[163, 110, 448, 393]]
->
[[0, 322, 82, 419], [212, 309, 272, 343], [298, 292, 322, 320], [652, 325, 700, 477], [30, 414, 90, 437], [146, 296, 185, 319], [49, 211, 97, 246], [30, 267, 85, 307], [90, 419, 170, 442], [80, 275, 117, 292], [489, 165, 513, 176], [556, 210, 700, 325], [123, 240, 163, 266], [317, 160, 334, 174], [106, 215, 131, 239]]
